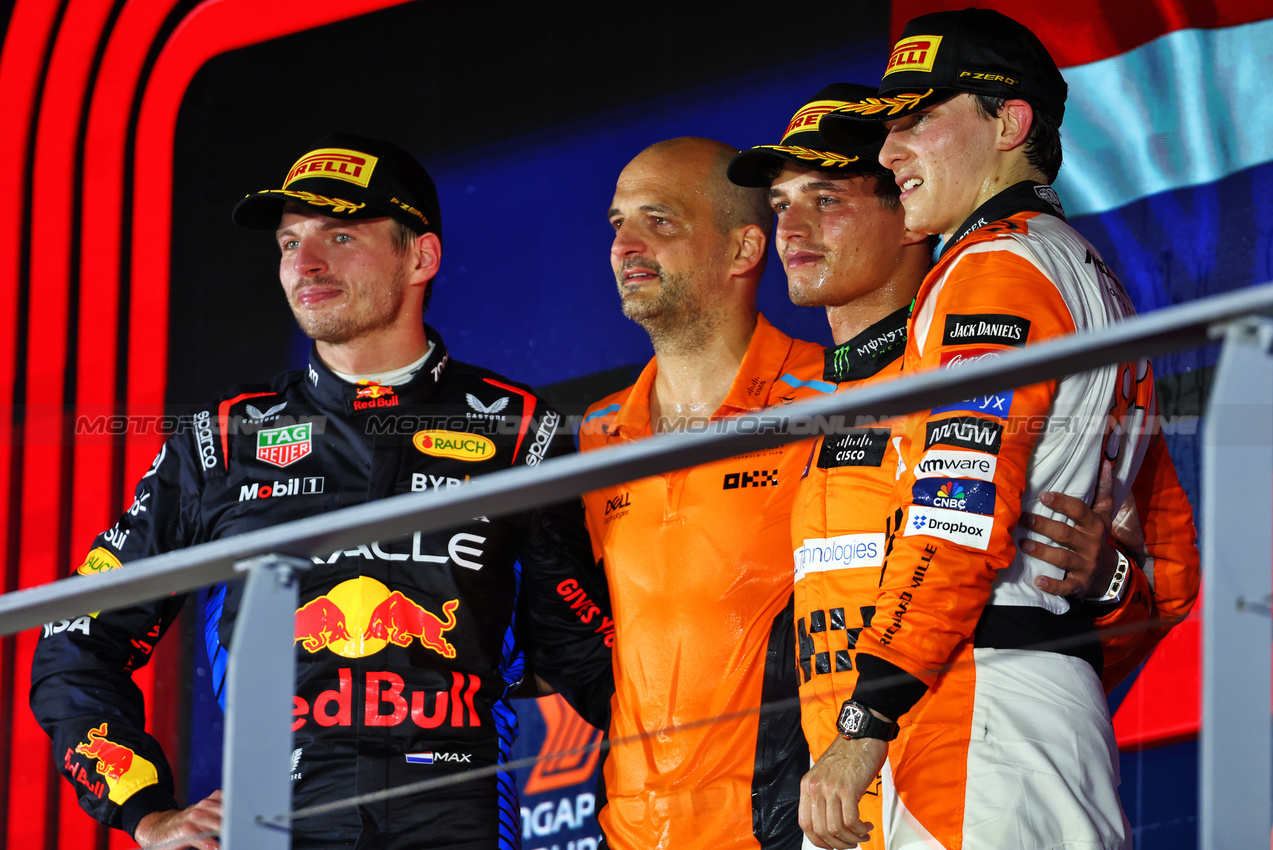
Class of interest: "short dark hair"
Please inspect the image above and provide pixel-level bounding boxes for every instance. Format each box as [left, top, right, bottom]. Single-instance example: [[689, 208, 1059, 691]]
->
[[709, 148, 774, 239], [390, 219, 434, 314], [862, 166, 901, 211], [973, 95, 1063, 183]]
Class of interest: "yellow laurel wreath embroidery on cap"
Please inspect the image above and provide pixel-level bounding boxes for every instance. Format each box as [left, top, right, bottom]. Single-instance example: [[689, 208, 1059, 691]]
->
[[766, 146, 861, 168], [266, 189, 366, 214], [833, 90, 934, 117]]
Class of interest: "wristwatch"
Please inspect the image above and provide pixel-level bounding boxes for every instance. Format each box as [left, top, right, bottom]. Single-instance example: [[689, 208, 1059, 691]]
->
[[836, 699, 899, 742], [1086, 547, 1131, 606]]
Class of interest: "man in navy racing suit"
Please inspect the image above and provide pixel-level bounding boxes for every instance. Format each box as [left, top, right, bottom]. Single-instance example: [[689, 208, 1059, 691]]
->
[[30, 134, 614, 850]]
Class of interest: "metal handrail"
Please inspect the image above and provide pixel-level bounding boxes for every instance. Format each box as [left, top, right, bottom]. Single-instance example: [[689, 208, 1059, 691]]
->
[[6, 282, 1273, 850], [2, 280, 1272, 635]]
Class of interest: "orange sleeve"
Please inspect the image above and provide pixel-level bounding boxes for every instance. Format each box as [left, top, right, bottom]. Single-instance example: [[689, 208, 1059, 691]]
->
[[1092, 428, 1200, 689]]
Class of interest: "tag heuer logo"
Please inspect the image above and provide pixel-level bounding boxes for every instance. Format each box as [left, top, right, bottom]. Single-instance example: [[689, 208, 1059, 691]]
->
[[257, 422, 312, 468]]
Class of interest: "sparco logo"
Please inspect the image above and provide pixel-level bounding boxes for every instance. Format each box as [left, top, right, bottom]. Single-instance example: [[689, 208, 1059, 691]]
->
[[942, 313, 1030, 348], [194, 410, 216, 469], [924, 416, 1003, 455], [525, 410, 560, 467]]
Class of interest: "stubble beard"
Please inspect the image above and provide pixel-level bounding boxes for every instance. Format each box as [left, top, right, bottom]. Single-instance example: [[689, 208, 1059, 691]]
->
[[785, 242, 838, 308], [616, 259, 723, 355], [290, 266, 408, 345]]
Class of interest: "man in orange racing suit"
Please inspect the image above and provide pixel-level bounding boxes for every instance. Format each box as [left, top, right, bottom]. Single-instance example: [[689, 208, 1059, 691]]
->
[[733, 82, 1198, 849], [799, 12, 1199, 850]]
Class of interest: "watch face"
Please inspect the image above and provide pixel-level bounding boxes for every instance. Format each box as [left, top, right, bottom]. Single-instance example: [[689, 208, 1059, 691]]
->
[[839, 703, 865, 735]]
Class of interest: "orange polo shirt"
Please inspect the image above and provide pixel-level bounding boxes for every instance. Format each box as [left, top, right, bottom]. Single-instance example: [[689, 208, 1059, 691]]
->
[[579, 314, 826, 850]]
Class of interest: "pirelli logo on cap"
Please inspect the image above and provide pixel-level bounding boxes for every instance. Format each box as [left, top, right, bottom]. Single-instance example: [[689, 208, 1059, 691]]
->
[[884, 35, 942, 76], [783, 100, 849, 141], [285, 148, 379, 188]]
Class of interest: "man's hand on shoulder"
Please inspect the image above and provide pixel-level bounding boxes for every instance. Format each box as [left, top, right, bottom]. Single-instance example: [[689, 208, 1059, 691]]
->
[[1022, 460, 1118, 598], [134, 790, 222, 849], [800, 734, 888, 849]]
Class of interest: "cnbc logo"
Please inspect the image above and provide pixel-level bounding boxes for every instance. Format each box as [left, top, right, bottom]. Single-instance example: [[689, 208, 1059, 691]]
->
[[933, 482, 967, 510], [257, 422, 312, 468]]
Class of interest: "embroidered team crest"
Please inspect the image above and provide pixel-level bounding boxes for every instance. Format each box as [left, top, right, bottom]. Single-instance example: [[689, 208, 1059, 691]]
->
[[245, 401, 287, 421], [466, 393, 509, 416], [257, 422, 312, 468]]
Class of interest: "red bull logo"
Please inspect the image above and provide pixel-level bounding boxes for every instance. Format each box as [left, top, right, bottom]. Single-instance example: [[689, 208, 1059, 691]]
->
[[292, 668, 481, 731], [355, 380, 393, 399], [72, 723, 159, 804], [367, 593, 459, 657], [353, 380, 401, 411], [294, 576, 459, 659]]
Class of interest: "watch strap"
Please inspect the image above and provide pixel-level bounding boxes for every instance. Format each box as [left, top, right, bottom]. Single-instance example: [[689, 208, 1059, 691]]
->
[[837, 699, 899, 742]]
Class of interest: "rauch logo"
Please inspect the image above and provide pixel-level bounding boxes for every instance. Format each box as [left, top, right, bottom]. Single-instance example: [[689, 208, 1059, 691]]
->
[[412, 430, 496, 462]]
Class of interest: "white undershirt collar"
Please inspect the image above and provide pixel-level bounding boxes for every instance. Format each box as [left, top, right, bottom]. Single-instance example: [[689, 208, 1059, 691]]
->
[[330, 341, 434, 386]]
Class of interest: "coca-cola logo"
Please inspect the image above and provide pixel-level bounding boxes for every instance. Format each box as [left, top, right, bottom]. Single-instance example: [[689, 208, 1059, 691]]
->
[[940, 347, 1002, 369]]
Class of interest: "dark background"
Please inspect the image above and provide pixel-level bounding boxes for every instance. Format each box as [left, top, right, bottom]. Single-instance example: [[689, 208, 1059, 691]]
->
[[169, 2, 890, 407]]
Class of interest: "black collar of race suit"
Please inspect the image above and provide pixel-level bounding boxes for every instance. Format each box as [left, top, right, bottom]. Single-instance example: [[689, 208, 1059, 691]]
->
[[823, 303, 910, 383], [303, 324, 451, 414], [939, 180, 1068, 261]]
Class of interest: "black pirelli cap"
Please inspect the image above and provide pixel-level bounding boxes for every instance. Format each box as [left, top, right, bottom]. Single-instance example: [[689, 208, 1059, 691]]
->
[[819, 7, 1067, 142], [727, 83, 889, 187], [233, 133, 442, 241]]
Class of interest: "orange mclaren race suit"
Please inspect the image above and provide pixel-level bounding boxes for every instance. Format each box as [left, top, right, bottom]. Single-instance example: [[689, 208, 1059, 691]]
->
[[30, 327, 614, 850], [790, 305, 909, 850], [579, 314, 825, 850], [793, 302, 1198, 849], [848, 182, 1199, 850]]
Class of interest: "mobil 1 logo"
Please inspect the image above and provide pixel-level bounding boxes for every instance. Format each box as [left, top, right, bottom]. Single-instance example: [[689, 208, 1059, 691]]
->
[[819, 428, 891, 469], [924, 416, 1002, 455]]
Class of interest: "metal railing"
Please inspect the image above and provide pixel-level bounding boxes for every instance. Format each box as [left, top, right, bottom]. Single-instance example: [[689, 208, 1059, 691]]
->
[[3, 281, 1272, 849]]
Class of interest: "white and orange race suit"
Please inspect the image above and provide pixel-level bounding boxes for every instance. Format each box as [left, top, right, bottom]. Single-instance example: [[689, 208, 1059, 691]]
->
[[847, 182, 1199, 850]]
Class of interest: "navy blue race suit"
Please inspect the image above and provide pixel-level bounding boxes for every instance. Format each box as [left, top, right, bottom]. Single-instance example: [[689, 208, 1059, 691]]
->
[[30, 326, 614, 850]]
